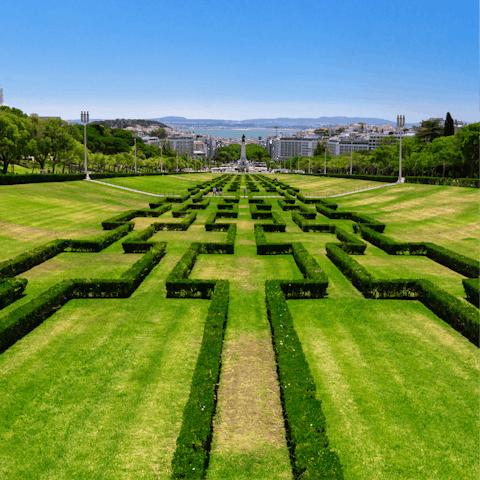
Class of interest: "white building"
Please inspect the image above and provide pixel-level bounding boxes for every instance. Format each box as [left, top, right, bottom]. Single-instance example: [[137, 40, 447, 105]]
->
[[268, 136, 321, 161]]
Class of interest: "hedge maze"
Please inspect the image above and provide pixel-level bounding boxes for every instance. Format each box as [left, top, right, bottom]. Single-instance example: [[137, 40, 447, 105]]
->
[[0, 173, 478, 479]]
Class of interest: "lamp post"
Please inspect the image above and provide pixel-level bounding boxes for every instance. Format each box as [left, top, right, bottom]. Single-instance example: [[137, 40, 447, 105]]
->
[[349, 133, 355, 175], [80, 111, 90, 180], [160, 145, 163, 172], [176, 150, 179, 172], [397, 115, 405, 182], [324, 141, 327, 174], [133, 131, 137, 173]]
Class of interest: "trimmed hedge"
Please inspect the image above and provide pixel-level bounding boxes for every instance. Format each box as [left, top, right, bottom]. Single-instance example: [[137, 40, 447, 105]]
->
[[358, 226, 427, 255], [292, 212, 333, 233], [265, 281, 344, 479], [311, 173, 397, 183], [0, 243, 166, 354], [155, 212, 197, 231], [255, 226, 292, 255], [405, 177, 479, 188], [122, 225, 157, 253], [335, 227, 367, 254], [0, 240, 68, 277], [326, 243, 479, 346], [425, 243, 479, 278], [250, 204, 273, 220], [0, 278, 28, 310], [170, 280, 229, 479], [199, 224, 236, 254], [254, 212, 287, 233], [69, 223, 133, 252], [463, 278, 480, 307]]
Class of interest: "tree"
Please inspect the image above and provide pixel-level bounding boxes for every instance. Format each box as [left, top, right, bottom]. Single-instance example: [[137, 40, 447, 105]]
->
[[0, 109, 34, 174], [444, 112, 455, 137], [456, 123, 479, 178], [416, 119, 443, 143]]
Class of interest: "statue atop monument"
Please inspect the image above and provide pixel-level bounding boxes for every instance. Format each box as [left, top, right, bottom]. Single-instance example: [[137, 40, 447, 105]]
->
[[242, 134, 245, 142]]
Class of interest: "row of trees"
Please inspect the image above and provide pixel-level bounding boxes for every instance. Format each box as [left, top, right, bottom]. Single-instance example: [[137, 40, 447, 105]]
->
[[303, 118, 478, 177], [0, 107, 216, 174], [211, 143, 272, 166]]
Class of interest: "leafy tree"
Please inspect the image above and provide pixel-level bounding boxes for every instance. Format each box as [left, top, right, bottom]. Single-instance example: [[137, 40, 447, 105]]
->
[[416, 119, 443, 143], [456, 123, 479, 178], [444, 112, 455, 137], [0, 108, 34, 174]]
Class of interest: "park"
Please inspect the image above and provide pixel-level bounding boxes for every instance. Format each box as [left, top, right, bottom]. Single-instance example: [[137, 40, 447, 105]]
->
[[0, 172, 478, 480]]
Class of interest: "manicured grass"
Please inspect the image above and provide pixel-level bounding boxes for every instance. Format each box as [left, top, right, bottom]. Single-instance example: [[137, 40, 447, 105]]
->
[[289, 298, 479, 480], [100, 173, 221, 194], [0, 175, 478, 479], [277, 174, 390, 195], [333, 183, 480, 258], [0, 181, 153, 260], [0, 253, 210, 480]]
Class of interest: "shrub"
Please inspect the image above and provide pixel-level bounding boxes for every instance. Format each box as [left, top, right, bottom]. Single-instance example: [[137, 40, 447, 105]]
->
[[292, 212, 333, 232], [358, 226, 426, 255], [265, 281, 344, 479], [463, 278, 479, 307], [69, 223, 133, 252], [155, 212, 197, 231], [170, 281, 229, 479], [0, 240, 68, 277], [255, 226, 292, 255], [425, 243, 479, 277], [0, 278, 28, 310]]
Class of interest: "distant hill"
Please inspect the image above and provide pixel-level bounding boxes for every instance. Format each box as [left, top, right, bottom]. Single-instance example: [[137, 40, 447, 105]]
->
[[90, 119, 167, 129]]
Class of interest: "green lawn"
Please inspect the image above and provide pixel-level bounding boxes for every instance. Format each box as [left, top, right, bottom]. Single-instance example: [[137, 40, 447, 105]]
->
[[0, 174, 478, 479], [289, 298, 479, 480]]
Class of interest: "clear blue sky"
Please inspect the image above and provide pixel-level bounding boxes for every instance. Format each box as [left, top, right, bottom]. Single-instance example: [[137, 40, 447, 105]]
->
[[2, 0, 478, 123]]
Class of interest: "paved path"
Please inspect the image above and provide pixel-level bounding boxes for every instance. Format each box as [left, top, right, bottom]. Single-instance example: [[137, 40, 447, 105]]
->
[[86, 179, 180, 197], [306, 181, 400, 198]]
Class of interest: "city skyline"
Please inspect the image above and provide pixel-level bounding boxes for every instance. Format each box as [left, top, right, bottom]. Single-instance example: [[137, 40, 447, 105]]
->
[[2, 0, 478, 123]]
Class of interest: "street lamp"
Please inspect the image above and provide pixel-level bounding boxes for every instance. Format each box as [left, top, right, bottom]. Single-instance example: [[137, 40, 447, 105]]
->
[[176, 149, 179, 172], [349, 133, 355, 175], [133, 131, 137, 173], [324, 141, 327, 174], [397, 115, 405, 182], [160, 145, 163, 173], [80, 111, 90, 180]]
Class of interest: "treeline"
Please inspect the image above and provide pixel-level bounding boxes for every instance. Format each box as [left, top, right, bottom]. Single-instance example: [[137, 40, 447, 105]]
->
[[282, 118, 479, 178], [0, 107, 203, 174]]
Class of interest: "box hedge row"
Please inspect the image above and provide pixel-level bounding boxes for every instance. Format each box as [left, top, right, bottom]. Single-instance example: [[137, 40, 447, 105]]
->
[[0, 243, 166, 354], [0, 278, 28, 310], [170, 280, 229, 479], [265, 281, 344, 479], [463, 278, 480, 307]]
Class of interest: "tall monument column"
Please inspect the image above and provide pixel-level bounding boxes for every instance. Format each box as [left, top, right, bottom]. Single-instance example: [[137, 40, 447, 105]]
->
[[237, 134, 248, 172]]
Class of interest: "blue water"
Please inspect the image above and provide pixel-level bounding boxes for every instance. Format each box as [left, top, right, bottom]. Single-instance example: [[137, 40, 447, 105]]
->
[[183, 128, 299, 139]]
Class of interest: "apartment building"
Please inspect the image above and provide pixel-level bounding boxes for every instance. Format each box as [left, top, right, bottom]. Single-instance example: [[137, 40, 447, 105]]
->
[[268, 136, 320, 160]]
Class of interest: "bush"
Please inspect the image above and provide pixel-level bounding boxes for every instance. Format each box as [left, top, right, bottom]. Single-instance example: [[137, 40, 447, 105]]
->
[[265, 281, 344, 479], [0, 278, 28, 310], [155, 212, 197, 231], [335, 227, 367, 254], [463, 278, 479, 307], [255, 226, 292, 255], [405, 177, 480, 188], [0, 243, 166, 354], [0, 240, 68, 277], [425, 243, 479, 277], [170, 281, 229, 479], [292, 212, 333, 232], [69, 223, 133, 252], [358, 226, 427, 255]]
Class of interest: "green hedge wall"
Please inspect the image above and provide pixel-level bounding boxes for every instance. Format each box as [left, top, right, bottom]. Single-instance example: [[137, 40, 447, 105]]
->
[[463, 278, 480, 307], [0, 278, 28, 310], [155, 212, 197, 231], [170, 280, 229, 479], [255, 226, 292, 255], [425, 243, 479, 278], [265, 281, 344, 479], [69, 223, 133, 252], [0, 240, 68, 277], [0, 243, 166, 354], [358, 226, 427, 255]]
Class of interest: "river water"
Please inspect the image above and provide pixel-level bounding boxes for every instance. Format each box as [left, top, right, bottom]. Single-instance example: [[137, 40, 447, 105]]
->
[[183, 128, 301, 139]]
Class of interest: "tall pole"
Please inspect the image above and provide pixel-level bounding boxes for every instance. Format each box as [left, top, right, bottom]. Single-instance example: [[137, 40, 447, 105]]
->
[[324, 144, 327, 174], [134, 133, 137, 173], [176, 150, 179, 172], [160, 146, 163, 172], [81, 111, 90, 180], [397, 114, 405, 182], [349, 133, 354, 175]]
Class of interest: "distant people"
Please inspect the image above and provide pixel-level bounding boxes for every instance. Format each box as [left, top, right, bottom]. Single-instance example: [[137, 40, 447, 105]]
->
[[219, 188, 222, 196], [243, 187, 246, 197], [213, 186, 217, 196]]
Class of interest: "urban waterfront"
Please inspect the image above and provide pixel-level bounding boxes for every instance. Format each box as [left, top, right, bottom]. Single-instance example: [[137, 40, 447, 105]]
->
[[183, 128, 299, 139]]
